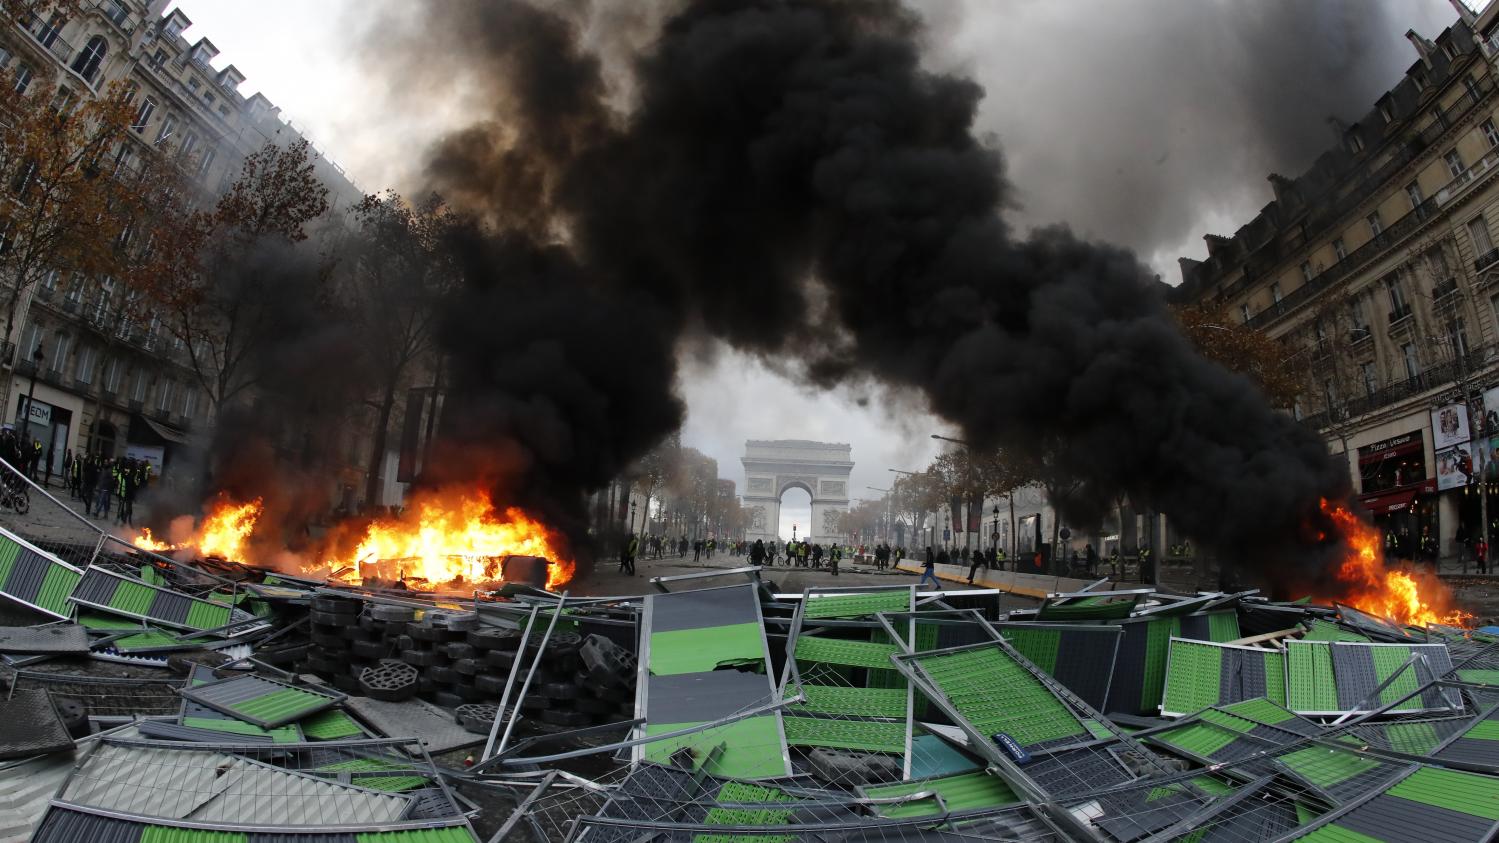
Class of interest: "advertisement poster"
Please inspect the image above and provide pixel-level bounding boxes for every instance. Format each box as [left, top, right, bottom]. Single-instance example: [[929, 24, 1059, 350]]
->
[[1436, 442, 1475, 490], [1432, 403, 1472, 449], [1484, 386, 1499, 434]]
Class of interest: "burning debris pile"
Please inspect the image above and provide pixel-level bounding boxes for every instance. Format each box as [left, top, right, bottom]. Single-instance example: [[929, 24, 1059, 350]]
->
[[4, 497, 1499, 842], [133, 490, 575, 593]]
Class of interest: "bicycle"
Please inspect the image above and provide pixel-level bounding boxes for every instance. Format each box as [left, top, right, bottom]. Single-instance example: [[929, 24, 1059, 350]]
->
[[0, 481, 29, 515]]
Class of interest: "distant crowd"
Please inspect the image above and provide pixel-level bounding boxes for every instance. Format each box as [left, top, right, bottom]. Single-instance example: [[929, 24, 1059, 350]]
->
[[0, 424, 152, 525]]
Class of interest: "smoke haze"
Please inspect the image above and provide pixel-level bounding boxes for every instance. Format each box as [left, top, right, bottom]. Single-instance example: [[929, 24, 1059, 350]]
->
[[348, 0, 1410, 580]]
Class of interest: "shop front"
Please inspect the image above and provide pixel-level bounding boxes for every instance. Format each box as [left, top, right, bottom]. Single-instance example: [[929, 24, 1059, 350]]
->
[[11, 386, 79, 480], [1357, 429, 1436, 559]]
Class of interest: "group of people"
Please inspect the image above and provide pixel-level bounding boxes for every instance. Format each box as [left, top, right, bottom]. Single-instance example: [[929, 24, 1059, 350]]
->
[[0, 425, 153, 525], [0, 424, 50, 485], [748, 538, 845, 573], [70, 454, 152, 525]]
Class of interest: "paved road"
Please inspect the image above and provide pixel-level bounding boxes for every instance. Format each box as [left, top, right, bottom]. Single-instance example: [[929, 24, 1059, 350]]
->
[[574, 550, 1043, 612]]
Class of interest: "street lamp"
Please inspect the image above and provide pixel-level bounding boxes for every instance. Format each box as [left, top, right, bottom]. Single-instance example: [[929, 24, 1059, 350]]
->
[[792, 522, 797, 542], [630, 500, 638, 536]]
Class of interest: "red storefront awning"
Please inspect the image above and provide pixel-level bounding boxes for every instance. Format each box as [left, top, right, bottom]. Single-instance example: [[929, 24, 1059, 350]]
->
[[1358, 488, 1417, 514]]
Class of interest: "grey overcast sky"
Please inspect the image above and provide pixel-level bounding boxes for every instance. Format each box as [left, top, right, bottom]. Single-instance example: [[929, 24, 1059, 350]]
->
[[168, 0, 1481, 532]]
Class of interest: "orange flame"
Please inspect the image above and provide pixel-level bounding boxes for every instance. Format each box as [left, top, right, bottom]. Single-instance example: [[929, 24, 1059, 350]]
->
[[133, 488, 573, 591], [131, 528, 173, 552], [196, 498, 262, 562], [1320, 499, 1471, 628], [130, 497, 261, 562], [340, 492, 571, 591]]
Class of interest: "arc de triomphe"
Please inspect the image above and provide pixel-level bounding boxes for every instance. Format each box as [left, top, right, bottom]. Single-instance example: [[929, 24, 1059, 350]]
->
[[741, 440, 853, 546]]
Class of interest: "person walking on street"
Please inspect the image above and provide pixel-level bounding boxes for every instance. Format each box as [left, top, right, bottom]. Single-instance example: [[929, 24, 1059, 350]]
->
[[116, 462, 135, 526], [1085, 543, 1098, 574], [1478, 536, 1490, 575], [829, 543, 840, 577], [620, 532, 638, 575], [93, 458, 112, 520], [919, 545, 941, 589], [751, 538, 766, 566]]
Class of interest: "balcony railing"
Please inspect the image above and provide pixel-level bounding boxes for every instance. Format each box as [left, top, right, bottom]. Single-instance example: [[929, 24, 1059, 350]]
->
[[1388, 304, 1414, 325], [1225, 73, 1496, 300], [93, 0, 133, 32], [1304, 343, 1497, 430], [1247, 193, 1437, 329], [1433, 277, 1459, 301], [22, 15, 74, 66], [1476, 247, 1499, 274]]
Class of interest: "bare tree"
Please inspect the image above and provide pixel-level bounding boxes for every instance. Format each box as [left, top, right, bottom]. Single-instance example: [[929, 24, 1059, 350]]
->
[[344, 191, 458, 505], [156, 139, 332, 419]]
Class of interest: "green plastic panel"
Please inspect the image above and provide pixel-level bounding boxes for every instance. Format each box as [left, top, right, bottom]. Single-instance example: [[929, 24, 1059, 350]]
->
[[802, 591, 911, 619], [1287, 642, 1339, 713], [798, 685, 907, 718], [1161, 639, 1224, 715], [1386, 766, 1499, 819], [650, 622, 764, 675], [914, 645, 1085, 748], [781, 715, 906, 754], [794, 635, 901, 669]]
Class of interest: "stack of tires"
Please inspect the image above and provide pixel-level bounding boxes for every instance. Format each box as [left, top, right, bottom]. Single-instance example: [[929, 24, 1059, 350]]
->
[[298, 598, 638, 726], [302, 595, 382, 694]]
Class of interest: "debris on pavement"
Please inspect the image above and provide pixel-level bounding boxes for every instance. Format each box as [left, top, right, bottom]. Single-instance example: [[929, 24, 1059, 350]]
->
[[6, 484, 1499, 840]]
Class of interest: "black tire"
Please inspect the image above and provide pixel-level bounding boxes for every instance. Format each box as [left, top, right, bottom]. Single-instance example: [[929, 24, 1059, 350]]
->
[[12, 490, 27, 515], [519, 694, 548, 711], [312, 596, 361, 615], [426, 665, 458, 684], [452, 658, 481, 676], [430, 690, 464, 709], [342, 625, 377, 642], [468, 628, 521, 651], [485, 649, 527, 670], [541, 682, 580, 701], [540, 708, 590, 727], [305, 653, 344, 675], [445, 642, 477, 661], [401, 648, 447, 667], [455, 682, 487, 702], [351, 639, 387, 659], [332, 673, 362, 694], [597, 684, 635, 704], [474, 674, 508, 696], [574, 697, 613, 715], [310, 609, 358, 627], [371, 604, 416, 622], [407, 625, 452, 643], [310, 631, 349, 650]]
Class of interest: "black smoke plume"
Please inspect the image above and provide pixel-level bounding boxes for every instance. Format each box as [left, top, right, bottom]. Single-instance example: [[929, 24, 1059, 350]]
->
[[380, 0, 1355, 578]]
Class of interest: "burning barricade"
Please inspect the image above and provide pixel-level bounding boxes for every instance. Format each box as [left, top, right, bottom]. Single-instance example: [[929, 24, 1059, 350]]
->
[[4, 477, 1499, 841]]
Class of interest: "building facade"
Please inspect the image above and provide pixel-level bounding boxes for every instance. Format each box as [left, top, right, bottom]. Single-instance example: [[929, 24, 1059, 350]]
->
[[0, 0, 362, 488], [1177, 5, 1499, 563]]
